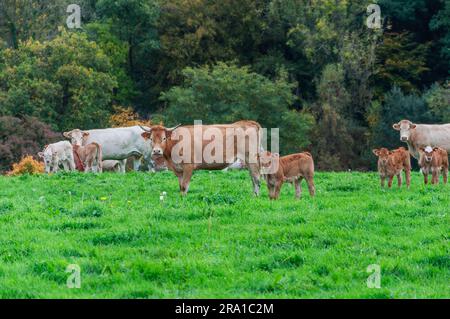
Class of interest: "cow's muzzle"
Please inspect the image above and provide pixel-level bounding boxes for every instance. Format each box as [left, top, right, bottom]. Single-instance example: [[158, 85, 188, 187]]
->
[[152, 149, 163, 156], [401, 136, 408, 142]]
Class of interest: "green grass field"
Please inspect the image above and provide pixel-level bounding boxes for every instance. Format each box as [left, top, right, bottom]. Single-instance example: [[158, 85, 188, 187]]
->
[[0, 170, 448, 298]]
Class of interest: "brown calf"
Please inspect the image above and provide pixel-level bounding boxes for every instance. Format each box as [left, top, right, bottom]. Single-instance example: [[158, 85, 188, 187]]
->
[[372, 147, 411, 188], [418, 146, 448, 184], [73, 143, 103, 173], [259, 151, 315, 200]]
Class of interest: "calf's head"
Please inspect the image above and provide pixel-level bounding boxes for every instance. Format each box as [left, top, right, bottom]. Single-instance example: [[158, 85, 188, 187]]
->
[[258, 151, 280, 175], [38, 146, 56, 173], [140, 124, 181, 158], [373, 148, 391, 166], [258, 151, 282, 199], [393, 120, 416, 142], [63, 129, 90, 146], [419, 146, 437, 163]]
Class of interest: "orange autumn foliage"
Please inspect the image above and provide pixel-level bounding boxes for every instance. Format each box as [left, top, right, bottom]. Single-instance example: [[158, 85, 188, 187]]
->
[[7, 156, 44, 176]]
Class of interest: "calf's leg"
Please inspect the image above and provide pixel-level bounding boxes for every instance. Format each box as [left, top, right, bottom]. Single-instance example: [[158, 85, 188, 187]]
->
[[397, 174, 402, 187], [405, 168, 411, 188], [388, 176, 394, 188], [443, 166, 448, 184], [432, 170, 438, 184], [306, 175, 315, 197], [294, 178, 302, 199]]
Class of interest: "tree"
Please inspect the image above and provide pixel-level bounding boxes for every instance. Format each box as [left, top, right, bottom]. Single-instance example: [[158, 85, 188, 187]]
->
[[0, 0, 97, 49], [160, 62, 313, 154], [373, 32, 430, 96], [430, 0, 450, 76], [0, 29, 117, 131], [424, 82, 450, 122], [309, 64, 355, 170]]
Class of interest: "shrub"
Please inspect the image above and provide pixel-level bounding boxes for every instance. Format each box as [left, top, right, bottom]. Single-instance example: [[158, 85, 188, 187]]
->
[[7, 156, 44, 176]]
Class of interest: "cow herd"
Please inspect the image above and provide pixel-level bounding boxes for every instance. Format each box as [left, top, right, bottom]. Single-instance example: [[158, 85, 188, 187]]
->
[[372, 120, 449, 188], [38, 119, 449, 199]]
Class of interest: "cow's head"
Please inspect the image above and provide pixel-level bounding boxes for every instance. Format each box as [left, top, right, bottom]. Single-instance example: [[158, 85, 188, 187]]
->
[[393, 120, 417, 142], [373, 148, 391, 166], [38, 146, 56, 173], [63, 129, 90, 146], [419, 146, 437, 163], [140, 124, 181, 158]]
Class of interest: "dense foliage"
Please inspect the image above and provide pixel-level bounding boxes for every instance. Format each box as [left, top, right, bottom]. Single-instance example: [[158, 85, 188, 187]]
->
[[0, 0, 449, 171]]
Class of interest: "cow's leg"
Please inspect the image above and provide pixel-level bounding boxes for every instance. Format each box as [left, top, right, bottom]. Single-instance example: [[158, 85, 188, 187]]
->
[[118, 159, 127, 173], [180, 167, 193, 196], [380, 176, 386, 188], [133, 157, 142, 171], [388, 176, 394, 188], [443, 167, 448, 184], [306, 175, 315, 197], [294, 178, 302, 199], [247, 163, 261, 196]]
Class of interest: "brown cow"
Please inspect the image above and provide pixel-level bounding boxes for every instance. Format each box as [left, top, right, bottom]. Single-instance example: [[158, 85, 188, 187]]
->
[[139, 121, 262, 195], [418, 146, 448, 184], [73, 143, 103, 173], [258, 151, 315, 200], [372, 147, 411, 188]]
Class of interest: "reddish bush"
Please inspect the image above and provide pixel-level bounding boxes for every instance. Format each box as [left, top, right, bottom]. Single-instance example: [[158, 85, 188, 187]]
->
[[0, 116, 60, 173]]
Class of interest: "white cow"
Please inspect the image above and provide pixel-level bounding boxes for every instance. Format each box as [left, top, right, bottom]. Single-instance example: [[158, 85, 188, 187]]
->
[[63, 126, 152, 173], [38, 141, 76, 173], [393, 120, 450, 159]]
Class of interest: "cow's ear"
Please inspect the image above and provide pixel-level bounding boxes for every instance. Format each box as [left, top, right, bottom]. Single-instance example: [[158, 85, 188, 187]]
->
[[392, 123, 400, 130], [273, 153, 279, 157], [419, 147, 425, 152], [63, 131, 71, 138], [141, 132, 151, 140], [372, 149, 379, 156], [82, 132, 90, 138], [433, 147, 439, 152], [410, 124, 417, 129], [38, 152, 44, 158]]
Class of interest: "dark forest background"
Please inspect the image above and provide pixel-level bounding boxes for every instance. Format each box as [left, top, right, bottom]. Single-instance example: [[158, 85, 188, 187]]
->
[[0, 0, 449, 172]]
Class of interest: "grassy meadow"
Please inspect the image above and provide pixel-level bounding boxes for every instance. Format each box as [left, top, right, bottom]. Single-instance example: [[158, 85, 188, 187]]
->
[[0, 170, 448, 298]]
